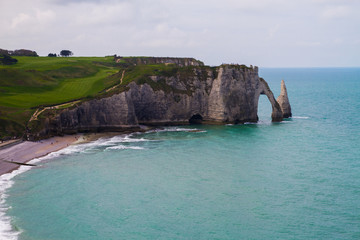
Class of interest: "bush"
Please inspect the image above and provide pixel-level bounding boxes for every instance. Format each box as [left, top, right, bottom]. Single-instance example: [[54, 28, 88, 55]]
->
[[0, 48, 38, 57], [11, 49, 38, 57], [60, 50, 73, 57], [0, 55, 18, 65]]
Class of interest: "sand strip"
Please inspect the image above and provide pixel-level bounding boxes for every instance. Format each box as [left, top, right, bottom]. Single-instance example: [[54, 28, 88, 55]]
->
[[0, 134, 84, 175]]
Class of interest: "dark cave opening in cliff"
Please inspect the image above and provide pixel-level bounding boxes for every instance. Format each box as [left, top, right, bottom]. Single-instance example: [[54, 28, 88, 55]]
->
[[258, 94, 272, 122], [189, 114, 203, 124]]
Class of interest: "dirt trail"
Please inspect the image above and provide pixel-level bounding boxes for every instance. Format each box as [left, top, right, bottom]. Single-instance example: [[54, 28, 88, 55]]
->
[[106, 70, 125, 93], [29, 100, 81, 121]]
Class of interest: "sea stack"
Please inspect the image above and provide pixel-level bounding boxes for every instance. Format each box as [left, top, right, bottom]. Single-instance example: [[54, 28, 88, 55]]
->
[[277, 80, 292, 118]]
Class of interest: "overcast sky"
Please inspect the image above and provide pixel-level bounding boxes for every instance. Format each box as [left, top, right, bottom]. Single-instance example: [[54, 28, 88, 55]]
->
[[1, 0, 359, 67]]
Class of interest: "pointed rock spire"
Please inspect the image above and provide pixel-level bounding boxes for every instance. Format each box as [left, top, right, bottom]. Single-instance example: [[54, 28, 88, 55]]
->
[[277, 80, 292, 118]]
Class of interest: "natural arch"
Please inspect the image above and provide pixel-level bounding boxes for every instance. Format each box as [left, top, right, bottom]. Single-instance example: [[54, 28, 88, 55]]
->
[[259, 78, 283, 122], [257, 94, 272, 121], [189, 114, 203, 124]]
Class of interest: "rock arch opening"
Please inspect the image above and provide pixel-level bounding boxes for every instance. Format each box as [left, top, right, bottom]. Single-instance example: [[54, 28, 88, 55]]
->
[[189, 114, 203, 124], [257, 94, 272, 122]]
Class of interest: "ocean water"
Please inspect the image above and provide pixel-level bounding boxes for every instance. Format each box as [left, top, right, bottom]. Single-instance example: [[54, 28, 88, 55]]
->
[[1, 68, 360, 239]]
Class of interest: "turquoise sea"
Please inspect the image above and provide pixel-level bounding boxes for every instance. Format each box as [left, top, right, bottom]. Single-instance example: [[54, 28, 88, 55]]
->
[[1, 68, 360, 239]]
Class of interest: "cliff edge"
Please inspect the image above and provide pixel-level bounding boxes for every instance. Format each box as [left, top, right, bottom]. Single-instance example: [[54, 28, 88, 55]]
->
[[28, 60, 291, 138]]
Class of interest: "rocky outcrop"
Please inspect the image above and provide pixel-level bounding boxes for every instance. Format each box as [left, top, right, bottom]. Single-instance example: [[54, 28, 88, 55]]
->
[[206, 66, 283, 122], [49, 92, 138, 134], [277, 80, 292, 118], [37, 64, 290, 137]]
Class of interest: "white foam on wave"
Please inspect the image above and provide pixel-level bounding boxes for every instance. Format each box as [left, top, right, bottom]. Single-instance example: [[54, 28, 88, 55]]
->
[[147, 127, 207, 133], [0, 167, 26, 240], [0, 129, 191, 239], [0, 134, 134, 240], [0, 142, 87, 240], [0, 153, 56, 240], [41, 135, 150, 155], [244, 122, 257, 125], [107, 135, 150, 143], [244, 120, 272, 125], [291, 116, 310, 119], [0, 132, 152, 239], [106, 145, 145, 150]]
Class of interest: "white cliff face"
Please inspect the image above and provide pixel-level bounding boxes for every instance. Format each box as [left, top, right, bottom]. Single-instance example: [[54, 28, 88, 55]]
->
[[51, 92, 138, 134], [207, 66, 283, 123], [207, 67, 226, 121], [37, 65, 288, 137], [277, 80, 292, 118]]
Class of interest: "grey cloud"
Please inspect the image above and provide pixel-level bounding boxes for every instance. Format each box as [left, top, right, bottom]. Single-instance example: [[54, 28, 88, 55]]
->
[[0, 0, 359, 67], [52, 0, 122, 5]]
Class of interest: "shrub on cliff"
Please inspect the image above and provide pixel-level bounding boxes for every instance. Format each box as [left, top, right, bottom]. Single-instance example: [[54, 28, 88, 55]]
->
[[11, 49, 38, 57], [0, 48, 38, 57], [0, 48, 10, 56], [60, 50, 73, 57], [0, 55, 18, 65]]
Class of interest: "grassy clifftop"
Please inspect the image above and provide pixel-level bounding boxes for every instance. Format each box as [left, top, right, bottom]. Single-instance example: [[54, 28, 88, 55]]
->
[[0, 56, 207, 139], [0, 56, 121, 138], [0, 55, 251, 139]]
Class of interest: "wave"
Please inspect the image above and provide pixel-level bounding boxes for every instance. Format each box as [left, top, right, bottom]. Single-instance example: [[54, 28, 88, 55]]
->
[[0, 131, 154, 239], [0, 168, 25, 240], [42, 135, 151, 154], [244, 120, 272, 125], [244, 122, 257, 125], [0, 132, 148, 239], [0, 141, 90, 240], [0, 154, 55, 240], [106, 145, 145, 150], [0, 128, 204, 239], [107, 135, 151, 143], [146, 127, 207, 133], [291, 116, 310, 119]]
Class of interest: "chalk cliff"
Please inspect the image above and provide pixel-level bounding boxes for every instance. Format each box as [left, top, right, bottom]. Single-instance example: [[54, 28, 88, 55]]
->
[[277, 80, 292, 118], [33, 63, 290, 137]]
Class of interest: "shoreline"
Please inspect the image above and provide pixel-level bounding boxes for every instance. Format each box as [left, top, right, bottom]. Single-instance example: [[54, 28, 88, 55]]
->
[[0, 134, 88, 176], [0, 129, 153, 177], [0, 124, 206, 176]]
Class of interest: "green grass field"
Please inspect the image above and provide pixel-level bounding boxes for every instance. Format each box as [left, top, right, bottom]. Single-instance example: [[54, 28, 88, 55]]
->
[[0, 56, 121, 138]]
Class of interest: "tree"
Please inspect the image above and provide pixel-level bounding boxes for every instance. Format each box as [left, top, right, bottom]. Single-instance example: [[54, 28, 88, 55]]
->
[[0, 55, 18, 65], [48, 53, 57, 57], [60, 50, 73, 57], [12, 49, 38, 57], [0, 48, 10, 56]]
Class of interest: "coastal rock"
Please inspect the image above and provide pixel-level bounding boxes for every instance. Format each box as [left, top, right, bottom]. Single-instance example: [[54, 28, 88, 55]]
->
[[39, 64, 288, 136], [276, 80, 292, 118], [54, 92, 139, 133]]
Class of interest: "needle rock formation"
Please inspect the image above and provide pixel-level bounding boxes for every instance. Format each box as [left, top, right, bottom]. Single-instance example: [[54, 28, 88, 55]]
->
[[277, 80, 292, 118]]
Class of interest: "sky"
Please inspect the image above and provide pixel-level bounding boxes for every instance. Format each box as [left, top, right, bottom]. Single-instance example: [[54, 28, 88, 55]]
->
[[0, 0, 359, 67]]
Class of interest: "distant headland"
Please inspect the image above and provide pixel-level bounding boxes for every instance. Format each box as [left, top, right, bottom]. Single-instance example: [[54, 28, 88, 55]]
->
[[0, 49, 291, 141]]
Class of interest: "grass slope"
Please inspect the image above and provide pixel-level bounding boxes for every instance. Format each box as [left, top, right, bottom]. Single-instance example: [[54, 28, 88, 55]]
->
[[0, 56, 218, 139], [0, 56, 120, 138]]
